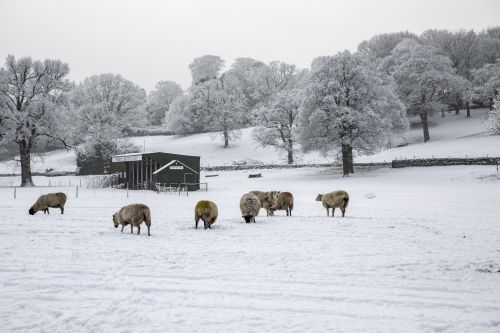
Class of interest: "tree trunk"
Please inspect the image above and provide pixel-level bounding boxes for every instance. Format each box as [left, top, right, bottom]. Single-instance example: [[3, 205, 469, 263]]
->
[[466, 101, 470, 118], [287, 139, 293, 164], [454, 105, 460, 115], [489, 97, 494, 111], [341, 144, 354, 176], [19, 140, 34, 187], [420, 112, 430, 142], [223, 129, 229, 148]]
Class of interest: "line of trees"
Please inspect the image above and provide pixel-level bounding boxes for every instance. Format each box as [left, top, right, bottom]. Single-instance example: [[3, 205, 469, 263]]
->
[[1, 26, 500, 185]]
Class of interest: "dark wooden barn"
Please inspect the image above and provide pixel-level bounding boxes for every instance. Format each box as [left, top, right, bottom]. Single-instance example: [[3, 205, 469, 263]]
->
[[110, 152, 200, 191]]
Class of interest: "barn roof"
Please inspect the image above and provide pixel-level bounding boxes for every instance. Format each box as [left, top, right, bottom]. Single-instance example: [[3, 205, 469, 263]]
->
[[153, 159, 199, 175], [112, 152, 200, 163]]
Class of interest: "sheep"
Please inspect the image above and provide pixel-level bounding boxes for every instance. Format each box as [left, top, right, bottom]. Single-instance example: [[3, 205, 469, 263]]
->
[[29, 192, 67, 215], [271, 191, 294, 216], [113, 204, 151, 236], [250, 190, 279, 216], [316, 191, 349, 217], [240, 193, 261, 223], [194, 200, 218, 229]]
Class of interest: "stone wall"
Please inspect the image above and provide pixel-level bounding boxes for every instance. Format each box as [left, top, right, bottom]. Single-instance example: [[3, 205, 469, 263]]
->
[[392, 157, 500, 168], [202, 162, 391, 172]]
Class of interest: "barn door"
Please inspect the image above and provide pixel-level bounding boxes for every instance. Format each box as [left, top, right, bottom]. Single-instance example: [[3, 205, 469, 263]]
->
[[184, 172, 195, 184]]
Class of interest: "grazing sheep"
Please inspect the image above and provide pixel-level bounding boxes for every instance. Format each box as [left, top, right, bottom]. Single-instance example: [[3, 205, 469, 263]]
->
[[240, 193, 261, 223], [29, 192, 67, 215], [250, 190, 280, 216], [113, 204, 151, 236], [272, 192, 294, 216], [316, 191, 349, 217], [195, 200, 218, 229]]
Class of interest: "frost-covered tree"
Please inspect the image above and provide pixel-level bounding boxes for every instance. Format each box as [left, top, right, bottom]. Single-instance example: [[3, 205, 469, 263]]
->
[[253, 89, 303, 164], [70, 73, 147, 143], [189, 55, 225, 85], [197, 75, 244, 148], [211, 77, 244, 148], [146, 80, 182, 125], [476, 27, 500, 66], [485, 92, 500, 135], [476, 36, 500, 66], [421, 29, 479, 80], [256, 61, 298, 99], [357, 31, 419, 59], [224, 57, 266, 124], [299, 51, 407, 176], [439, 76, 473, 116], [0, 55, 71, 186], [390, 39, 461, 142], [165, 94, 195, 133], [472, 60, 500, 110], [69, 74, 146, 171]]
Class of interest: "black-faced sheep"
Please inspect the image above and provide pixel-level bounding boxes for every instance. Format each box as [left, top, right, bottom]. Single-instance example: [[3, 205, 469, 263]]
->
[[29, 192, 67, 215], [272, 191, 294, 216], [316, 191, 349, 217], [240, 193, 261, 223], [195, 200, 218, 229], [113, 204, 151, 236], [250, 190, 279, 216]]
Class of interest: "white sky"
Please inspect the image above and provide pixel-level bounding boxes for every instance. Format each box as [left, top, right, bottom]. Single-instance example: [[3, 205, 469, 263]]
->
[[1, 0, 499, 92]]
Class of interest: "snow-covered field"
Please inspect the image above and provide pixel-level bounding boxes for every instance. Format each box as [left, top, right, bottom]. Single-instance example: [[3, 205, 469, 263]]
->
[[1, 108, 498, 174], [1, 165, 499, 332]]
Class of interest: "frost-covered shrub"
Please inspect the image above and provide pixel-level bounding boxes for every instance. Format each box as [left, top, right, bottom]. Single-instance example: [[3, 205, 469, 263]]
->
[[76, 139, 139, 175], [485, 94, 500, 135]]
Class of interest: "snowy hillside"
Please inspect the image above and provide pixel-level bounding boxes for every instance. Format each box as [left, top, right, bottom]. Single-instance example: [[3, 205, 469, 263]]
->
[[0, 108, 498, 174], [1, 165, 499, 332]]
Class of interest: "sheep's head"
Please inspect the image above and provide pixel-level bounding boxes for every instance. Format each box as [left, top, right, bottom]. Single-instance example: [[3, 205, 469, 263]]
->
[[269, 191, 280, 208], [28, 207, 36, 215], [315, 194, 323, 201], [243, 215, 253, 223], [112, 214, 119, 228]]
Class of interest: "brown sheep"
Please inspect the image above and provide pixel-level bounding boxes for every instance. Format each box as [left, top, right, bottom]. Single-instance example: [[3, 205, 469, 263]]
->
[[271, 192, 294, 216], [240, 193, 261, 223], [113, 204, 151, 236], [195, 200, 218, 229], [29, 192, 67, 215], [250, 190, 279, 216], [316, 191, 349, 217]]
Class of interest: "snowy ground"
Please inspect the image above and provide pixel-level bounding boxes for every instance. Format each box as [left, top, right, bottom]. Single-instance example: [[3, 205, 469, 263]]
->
[[1, 108, 498, 174], [1, 166, 499, 332]]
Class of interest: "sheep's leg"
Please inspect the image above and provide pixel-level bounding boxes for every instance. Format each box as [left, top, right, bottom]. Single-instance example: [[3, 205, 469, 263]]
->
[[137, 225, 140, 235], [332, 208, 335, 217], [195, 216, 199, 229], [60, 207, 64, 214], [121, 225, 124, 233], [130, 224, 133, 233], [147, 224, 150, 236], [204, 221, 208, 230], [341, 207, 345, 217], [326, 208, 329, 216]]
